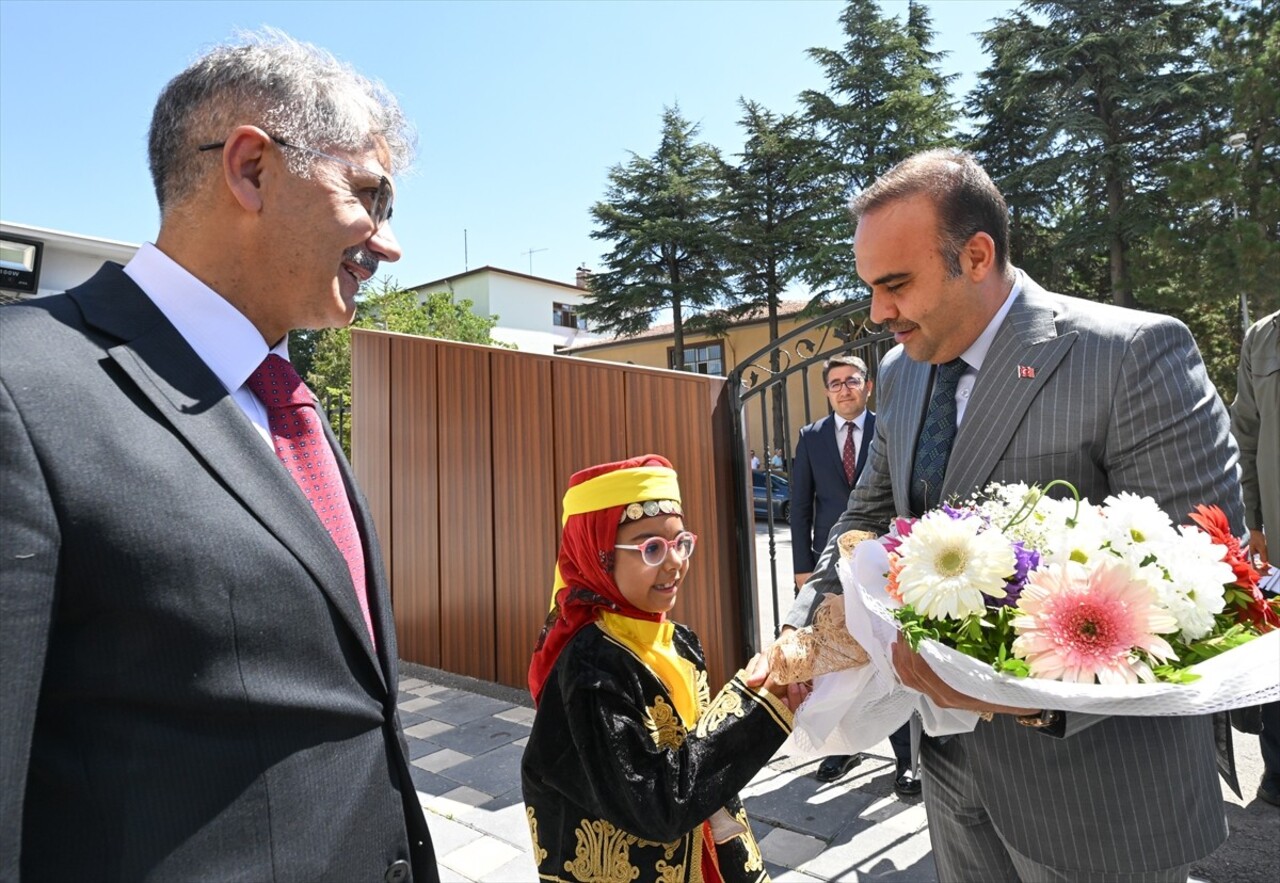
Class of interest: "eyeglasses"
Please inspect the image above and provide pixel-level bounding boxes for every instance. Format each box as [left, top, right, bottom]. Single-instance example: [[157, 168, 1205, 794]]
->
[[198, 135, 394, 230], [826, 376, 867, 392], [615, 531, 698, 567]]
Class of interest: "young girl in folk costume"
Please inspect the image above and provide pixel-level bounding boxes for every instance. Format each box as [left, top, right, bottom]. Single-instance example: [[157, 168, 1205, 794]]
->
[[523, 455, 796, 883]]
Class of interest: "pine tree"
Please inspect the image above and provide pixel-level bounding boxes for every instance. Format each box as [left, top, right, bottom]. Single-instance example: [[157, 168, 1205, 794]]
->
[[799, 0, 958, 295], [582, 106, 728, 368], [720, 99, 844, 441], [988, 0, 1221, 309]]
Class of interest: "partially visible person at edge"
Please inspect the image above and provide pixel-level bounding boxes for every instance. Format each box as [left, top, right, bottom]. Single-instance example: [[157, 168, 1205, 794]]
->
[[0, 30, 438, 882], [1231, 309, 1280, 808], [522, 455, 805, 882], [788, 355, 916, 795], [752, 148, 1245, 882]]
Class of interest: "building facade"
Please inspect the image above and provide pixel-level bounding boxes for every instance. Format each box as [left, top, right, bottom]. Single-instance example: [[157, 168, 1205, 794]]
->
[[409, 266, 603, 355], [1, 221, 138, 303]]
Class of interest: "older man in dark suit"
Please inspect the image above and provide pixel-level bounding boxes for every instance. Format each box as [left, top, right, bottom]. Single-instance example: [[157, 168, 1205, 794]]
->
[[1, 30, 438, 882], [767, 149, 1244, 882]]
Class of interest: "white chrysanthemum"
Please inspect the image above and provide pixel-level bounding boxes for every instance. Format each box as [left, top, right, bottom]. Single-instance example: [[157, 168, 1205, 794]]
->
[[894, 512, 1016, 620], [1101, 492, 1178, 553], [1037, 503, 1109, 567], [1146, 525, 1234, 640]]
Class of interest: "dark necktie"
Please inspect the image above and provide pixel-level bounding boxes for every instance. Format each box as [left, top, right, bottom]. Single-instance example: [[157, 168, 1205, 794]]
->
[[909, 358, 967, 516], [842, 421, 857, 485], [246, 354, 376, 647]]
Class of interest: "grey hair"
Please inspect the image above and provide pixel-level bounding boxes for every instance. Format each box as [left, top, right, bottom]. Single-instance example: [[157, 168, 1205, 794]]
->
[[849, 149, 1009, 277], [148, 27, 415, 212]]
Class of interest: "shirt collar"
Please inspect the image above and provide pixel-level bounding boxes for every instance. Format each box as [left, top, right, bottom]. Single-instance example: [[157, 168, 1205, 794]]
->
[[959, 271, 1023, 372], [123, 242, 288, 393], [835, 411, 865, 433]]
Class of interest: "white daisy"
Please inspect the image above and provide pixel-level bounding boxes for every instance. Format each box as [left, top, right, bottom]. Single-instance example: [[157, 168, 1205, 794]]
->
[[1147, 525, 1235, 640], [1101, 492, 1178, 552], [894, 511, 1017, 620]]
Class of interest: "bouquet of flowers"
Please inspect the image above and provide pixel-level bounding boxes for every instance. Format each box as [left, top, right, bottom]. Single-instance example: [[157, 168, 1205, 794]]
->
[[886, 481, 1279, 685], [790, 482, 1280, 757]]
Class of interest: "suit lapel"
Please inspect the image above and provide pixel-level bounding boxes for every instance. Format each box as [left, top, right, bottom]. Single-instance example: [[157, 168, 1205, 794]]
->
[[76, 266, 385, 684], [854, 412, 875, 482], [944, 281, 1077, 500]]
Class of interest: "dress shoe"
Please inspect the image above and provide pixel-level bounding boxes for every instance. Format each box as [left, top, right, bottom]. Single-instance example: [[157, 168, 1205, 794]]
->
[[1259, 776, 1280, 807], [893, 766, 922, 797], [815, 754, 862, 783]]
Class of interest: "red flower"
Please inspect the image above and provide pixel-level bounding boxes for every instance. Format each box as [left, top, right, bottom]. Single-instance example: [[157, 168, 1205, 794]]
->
[[1186, 505, 1278, 630]]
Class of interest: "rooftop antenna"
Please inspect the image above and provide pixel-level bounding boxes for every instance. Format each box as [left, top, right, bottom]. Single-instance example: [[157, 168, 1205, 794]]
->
[[464, 229, 468, 271], [522, 247, 548, 275]]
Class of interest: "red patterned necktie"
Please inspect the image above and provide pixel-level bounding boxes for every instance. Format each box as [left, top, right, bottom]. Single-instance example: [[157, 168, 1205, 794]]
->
[[246, 354, 376, 647], [842, 420, 857, 485]]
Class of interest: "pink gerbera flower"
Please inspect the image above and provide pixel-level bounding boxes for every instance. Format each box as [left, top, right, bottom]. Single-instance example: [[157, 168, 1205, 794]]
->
[[1011, 559, 1179, 684]]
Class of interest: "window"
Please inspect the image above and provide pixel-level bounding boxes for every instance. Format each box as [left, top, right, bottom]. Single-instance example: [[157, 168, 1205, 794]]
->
[[553, 302, 587, 330], [672, 342, 724, 375]]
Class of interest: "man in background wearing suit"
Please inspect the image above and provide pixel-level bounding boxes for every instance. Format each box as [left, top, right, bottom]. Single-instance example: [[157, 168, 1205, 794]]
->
[[1231, 309, 1280, 807], [790, 356, 915, 795], [1, 31, 438, 882], [774, 149, 1244, 881]]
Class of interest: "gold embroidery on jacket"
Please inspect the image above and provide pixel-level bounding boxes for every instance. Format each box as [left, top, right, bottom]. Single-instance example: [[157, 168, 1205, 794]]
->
[[695, 687, 745, 737], [645, 696, 687, 751], [654, 859, 684, 882], [695, 669, 711, 712], [565, 818, 642, 882], [734, 806, 764, 873], [527, 806, 548, 865]]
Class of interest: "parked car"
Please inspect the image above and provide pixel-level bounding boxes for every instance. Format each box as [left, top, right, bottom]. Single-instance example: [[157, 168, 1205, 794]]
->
[[752, 469, 791, 522]]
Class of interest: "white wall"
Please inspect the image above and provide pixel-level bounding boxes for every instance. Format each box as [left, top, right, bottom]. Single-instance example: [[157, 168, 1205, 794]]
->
[[1, 222, 138, 298], [413, 268, 604, 355]]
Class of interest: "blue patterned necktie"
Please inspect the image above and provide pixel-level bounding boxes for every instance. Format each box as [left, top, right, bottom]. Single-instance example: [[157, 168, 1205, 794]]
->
[[909, 358, 967, 515]]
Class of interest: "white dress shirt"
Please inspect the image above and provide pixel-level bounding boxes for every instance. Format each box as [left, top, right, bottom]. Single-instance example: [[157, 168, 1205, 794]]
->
[[834, 411, 866, 469], [123, 243, 287, 447], [954, 273, 1024, 426]]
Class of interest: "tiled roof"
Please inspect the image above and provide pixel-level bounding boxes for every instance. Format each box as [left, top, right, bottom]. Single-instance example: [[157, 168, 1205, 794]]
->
[[564, 299, 814, 351]]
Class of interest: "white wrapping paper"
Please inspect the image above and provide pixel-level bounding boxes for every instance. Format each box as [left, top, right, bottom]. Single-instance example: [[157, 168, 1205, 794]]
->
[[789, 539, 1280, 759]]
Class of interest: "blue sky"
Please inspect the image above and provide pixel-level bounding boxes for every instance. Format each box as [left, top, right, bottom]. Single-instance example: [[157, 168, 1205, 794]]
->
[[0, 0, 1018, 291]]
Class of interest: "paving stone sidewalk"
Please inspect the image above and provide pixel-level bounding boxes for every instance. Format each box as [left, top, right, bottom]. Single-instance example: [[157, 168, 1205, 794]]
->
[[398, 661, 932, 882], [399, 662, 1277, 882]]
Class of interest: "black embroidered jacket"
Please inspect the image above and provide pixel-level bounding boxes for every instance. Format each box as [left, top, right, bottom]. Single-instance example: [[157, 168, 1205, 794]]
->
[[522, 619, 793, 882]]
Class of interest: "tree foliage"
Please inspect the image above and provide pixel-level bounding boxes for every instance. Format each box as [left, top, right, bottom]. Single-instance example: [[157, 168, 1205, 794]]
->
[[720, 99, 844, 441], [582, 0, 1273, 401], [582, 105, 728, 369], [294, 277, 505, 453], [978, 0, 1223, 309], [797, 0, 959, 295]]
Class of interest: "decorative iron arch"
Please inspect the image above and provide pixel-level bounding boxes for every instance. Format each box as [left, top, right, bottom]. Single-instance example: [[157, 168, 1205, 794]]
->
[[726, 297, 894, 653]]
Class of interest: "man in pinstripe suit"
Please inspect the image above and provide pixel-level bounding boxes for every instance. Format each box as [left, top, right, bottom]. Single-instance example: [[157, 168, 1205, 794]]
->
[[783, 150, 1245, 881]]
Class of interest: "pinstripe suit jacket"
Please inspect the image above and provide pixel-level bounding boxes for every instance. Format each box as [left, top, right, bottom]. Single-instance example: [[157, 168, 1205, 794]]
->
[[787, 276, 1245, 872]]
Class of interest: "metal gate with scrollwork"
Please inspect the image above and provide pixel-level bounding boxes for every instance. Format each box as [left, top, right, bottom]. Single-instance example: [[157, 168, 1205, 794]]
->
[[727, 297, 895, 654]]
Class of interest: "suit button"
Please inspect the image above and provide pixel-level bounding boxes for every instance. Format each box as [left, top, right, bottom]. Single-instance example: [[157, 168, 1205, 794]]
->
[[384, 859, 411, 883]]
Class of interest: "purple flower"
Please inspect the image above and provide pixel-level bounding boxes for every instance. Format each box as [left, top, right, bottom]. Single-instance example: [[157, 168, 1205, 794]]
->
[[993, 542, 1040, 607]]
